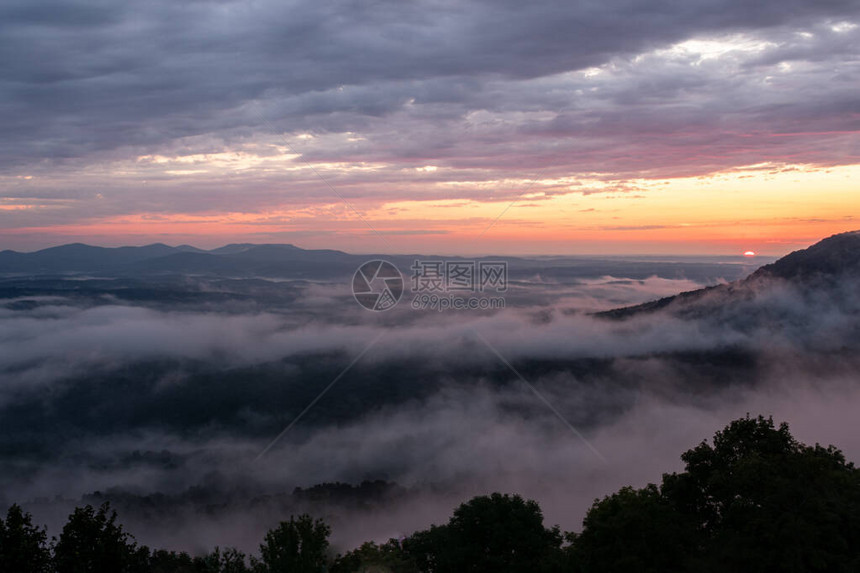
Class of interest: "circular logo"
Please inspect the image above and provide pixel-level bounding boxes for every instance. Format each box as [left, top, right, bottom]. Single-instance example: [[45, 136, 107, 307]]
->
[[352, 260, 404, 311]]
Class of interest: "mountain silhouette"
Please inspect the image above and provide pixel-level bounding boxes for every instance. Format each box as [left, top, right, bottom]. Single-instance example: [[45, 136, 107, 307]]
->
[[748, 230, 860, 283], [598, 230, 860, 320], [0, 242, 364, 277], [0, 243, 204, 273]]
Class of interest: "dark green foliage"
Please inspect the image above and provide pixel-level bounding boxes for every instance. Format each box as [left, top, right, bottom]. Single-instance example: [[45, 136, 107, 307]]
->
[[252, 514, 330, 573], [53, 502, 149, 573], [404, 493, 564, 573], [0, 504, 51, 573], [194, 547, 249, 573], [572, 415, 860, 572], [572, 484, 694, 572], [403, 525, 451, 573], [147, 549, 201, 573], [210, 547, 250, 573], [330, 539, 418, 573], [668, 415, 860, 572]]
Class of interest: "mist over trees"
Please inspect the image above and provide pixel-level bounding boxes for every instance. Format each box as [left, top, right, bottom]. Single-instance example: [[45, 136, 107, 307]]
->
[[2, 234, 859, 568], [3, 415, 859, 572]]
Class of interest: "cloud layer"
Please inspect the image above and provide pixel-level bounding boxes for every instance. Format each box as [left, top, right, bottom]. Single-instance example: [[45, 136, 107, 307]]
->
[[1, 0, 858, 249], [2, 265, 860, 553]]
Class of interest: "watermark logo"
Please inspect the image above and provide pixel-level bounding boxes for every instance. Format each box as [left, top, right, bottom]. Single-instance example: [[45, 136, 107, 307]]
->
[[352, 260, 404, 311], [353, 259, 507, 311]]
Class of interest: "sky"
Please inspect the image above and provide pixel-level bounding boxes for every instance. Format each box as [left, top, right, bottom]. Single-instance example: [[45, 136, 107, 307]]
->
[[1, 0, 859, 255]]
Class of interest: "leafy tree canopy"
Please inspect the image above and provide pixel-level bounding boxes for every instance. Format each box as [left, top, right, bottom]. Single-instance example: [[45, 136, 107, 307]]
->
[[573, 415, 860, 572], [0, 504, 52, 573], [405, 492, 564, 573], [252, 514, 330, 573], [53, 502, 149, 573]]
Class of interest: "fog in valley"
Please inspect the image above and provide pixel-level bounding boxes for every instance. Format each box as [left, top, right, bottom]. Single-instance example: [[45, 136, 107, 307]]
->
[[2, 239, 859, 555]]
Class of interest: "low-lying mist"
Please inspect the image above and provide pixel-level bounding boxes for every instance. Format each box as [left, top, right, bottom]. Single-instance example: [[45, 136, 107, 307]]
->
[[1, 261, 859, 556]]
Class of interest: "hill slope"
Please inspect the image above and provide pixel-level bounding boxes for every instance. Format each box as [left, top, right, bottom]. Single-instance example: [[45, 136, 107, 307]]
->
[[598, 230, 860, 320]]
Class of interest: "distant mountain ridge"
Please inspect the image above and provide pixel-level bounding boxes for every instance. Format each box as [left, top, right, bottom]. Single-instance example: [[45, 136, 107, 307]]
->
[[598, 230, 860, 319], [0, 242, 361, 277], [0, 241, 767, 283]]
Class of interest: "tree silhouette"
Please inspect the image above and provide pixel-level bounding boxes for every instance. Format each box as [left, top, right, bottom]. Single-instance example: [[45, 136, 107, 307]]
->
[[572, 415, 860, 572], [570, 484, 694, 572], [53, 502, 148, 573], [666, 415, 860, 572], [331, 539, 418, 573], [405, 493, 564, 573], [252, 514, 330, 573], [0, 504, 51, 573], [147, 549, 200, 573], [204, 546, 250, 573]]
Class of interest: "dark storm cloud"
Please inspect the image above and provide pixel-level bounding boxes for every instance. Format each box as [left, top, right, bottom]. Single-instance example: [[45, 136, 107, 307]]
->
[[1, 0, 858, 171]]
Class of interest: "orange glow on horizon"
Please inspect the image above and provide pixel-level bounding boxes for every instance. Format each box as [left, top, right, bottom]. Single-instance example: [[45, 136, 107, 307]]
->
[[1, 163, 858, 255]]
